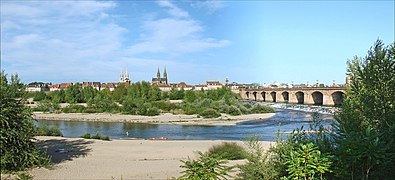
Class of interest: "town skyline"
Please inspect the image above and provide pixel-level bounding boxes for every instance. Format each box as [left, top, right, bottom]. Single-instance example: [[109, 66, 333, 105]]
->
[[1, 1, 394, 85]]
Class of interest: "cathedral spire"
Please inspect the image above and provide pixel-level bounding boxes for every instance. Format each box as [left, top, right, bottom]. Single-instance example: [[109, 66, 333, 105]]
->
[[125, 68, 129, 81], [163, 67, 167, 78], [120, 68, 124, 82], [157, 67, 161, 78]]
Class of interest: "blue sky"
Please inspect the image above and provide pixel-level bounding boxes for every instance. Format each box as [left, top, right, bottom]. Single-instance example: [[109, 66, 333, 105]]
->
[[1, 0, 394, 85]]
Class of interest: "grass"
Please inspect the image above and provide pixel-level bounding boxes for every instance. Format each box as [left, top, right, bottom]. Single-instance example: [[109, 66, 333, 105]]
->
[[80, 132, 110, 141], [207, 142, 247, 160], [35, 124, 63, 136]]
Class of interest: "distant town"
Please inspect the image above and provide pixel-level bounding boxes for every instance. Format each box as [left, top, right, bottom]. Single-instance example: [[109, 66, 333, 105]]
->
[[25, 67, 349, 93]]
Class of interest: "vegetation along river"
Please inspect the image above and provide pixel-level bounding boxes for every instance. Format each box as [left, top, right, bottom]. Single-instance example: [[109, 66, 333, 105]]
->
[[35, 109, 334, 141]]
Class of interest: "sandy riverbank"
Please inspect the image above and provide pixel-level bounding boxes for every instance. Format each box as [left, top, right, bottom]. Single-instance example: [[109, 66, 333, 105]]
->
[[33, 112, 275, 126], [28, 136, 273, 179]]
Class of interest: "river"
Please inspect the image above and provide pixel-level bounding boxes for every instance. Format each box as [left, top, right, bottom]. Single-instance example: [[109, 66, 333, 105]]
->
[[34, 109, 334, 141]]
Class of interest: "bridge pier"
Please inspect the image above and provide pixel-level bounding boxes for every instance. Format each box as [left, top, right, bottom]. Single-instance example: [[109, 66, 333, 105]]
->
[[288, 91, 298, 104]]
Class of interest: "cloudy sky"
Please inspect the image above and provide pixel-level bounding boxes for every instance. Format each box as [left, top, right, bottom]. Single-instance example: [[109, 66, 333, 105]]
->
[[1, 0, 394, 85]]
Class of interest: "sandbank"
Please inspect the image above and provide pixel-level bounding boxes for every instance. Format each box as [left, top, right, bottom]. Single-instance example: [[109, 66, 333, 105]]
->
[[29, 136, 273, 179], [33, 112, 275, 126]]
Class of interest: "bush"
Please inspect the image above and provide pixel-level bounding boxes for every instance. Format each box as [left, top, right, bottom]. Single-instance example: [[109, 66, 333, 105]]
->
[[35, 124, 63, 136], [207, 142, 246, 160], [100, 136, 110, 141], [251, 104, 275, 113], [91, 132, 101, 139], [35, 100, 60, 112], [81, 132, 110, 141], [179, 151, 233, 180], [62, 104, 86, 113], [152, 101, 178, 112], [80, 133, 91, 139], [227, 105, 242, 116], [199, 108, 221, 118], [146, 107, 160, 116]]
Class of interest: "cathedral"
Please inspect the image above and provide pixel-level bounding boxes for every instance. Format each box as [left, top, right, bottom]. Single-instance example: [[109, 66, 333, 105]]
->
[[152, 67, 168, 86], [119, 68, 131, 83]]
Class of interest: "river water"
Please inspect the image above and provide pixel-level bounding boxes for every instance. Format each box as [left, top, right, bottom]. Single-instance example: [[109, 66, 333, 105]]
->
[[35, 109, 334, 141]]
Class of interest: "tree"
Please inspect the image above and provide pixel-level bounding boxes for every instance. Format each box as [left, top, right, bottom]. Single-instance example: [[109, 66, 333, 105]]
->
[[333, 40, 395, 179], [65, 83, 82, 103], [33, 90, 47, 101], [0, 70, 49, 171], [112, 84, 127, 103], [81, 86, 97, 103]]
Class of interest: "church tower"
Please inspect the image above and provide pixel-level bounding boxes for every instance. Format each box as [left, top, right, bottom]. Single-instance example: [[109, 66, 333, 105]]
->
[[163, 67, 168, 85], [157, 67, 161, 79], [124, 68, 130, 82], [120, 68, 124, 82]]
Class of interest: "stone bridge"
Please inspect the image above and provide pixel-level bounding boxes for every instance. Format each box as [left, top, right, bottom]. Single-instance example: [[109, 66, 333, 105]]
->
[[240, 87, 346, 106]]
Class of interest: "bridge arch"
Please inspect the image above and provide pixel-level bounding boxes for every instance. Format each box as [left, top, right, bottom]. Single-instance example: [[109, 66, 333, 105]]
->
[[270, 92, 276, 102], [282, 91, 289, 102], [252, 92, 257, 101], [295, 91, 304, 104], [261, 92, 266, 102], [332, 91, 345, 106], [312, 91, 323, 105], [245, 92, 249, 99]]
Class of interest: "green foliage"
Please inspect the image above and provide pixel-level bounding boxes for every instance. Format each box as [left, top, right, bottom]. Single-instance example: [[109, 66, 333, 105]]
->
[[184, 90, 197, 103], [199, 108, 221, 118], [34, 100, 60, 112], [237, 136, 282, 180], [1, 71, 50, 171], [207, 142, 246, 160], [80, 133, 91, 139], [80, 132, 110, 141], [284, 143, 332, 179], [48, 89, 65, 103], [33, 90, 47, 101], [65, 83, 82, 103], [35, 124, 63, 136], [112, 84, 127, 103], [62, 104, 87, 113], [251, 104, 275, 113], [81, 86, 97, 103], [179, 151, 233, 180], [227, 105, 242, 116], [333, 40, 395, 179]]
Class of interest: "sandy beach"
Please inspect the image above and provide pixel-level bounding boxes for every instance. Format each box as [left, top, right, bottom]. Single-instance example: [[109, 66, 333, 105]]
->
[[33, 112, 275, 126], [29, 136, 273, 179]]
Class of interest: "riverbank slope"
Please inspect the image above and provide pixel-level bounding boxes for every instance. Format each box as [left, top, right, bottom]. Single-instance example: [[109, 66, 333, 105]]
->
[[29, 136, 273, 179], [33, 112, 275, 126]]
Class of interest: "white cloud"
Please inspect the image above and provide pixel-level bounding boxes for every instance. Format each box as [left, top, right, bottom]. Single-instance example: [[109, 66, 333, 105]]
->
[[126, 1, 230, 55], [191, 0, 226, 14], [157, 0, 189, 18]]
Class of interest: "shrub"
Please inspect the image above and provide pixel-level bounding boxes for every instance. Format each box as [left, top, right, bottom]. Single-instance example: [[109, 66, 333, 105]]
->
[[179, 151, 233, 180], [35, 100, 60, 112], [182, 103, 198, 115], [146, 107, 160, 116], [100, 136, 110, 141], [207, 142, 246, 160], [35, 124, 63, 136], [251, 104, 275, 113], [62, 104, 86, 113], [81, 132, 111, 141], [91, 132, 101, 139], [80, 133, 91, 139], [152, 101, 178, 112], [227, 105, 242, 116], [284, 143, 332, 179], [199, 108, 221, 118]]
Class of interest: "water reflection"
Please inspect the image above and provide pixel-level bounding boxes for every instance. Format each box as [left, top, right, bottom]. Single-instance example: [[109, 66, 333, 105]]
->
[[35, 109, 333, 141]]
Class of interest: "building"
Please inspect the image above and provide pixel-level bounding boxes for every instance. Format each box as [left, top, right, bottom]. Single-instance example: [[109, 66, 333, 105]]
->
[[79, 82, 101, 91], [173, 82, 193, 91], [119, 68, 131, 84], [26, 82, 50, 92], [206, 81, 223, 90], [49, 83, 73, 91], [152, 67, 168, 86]]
